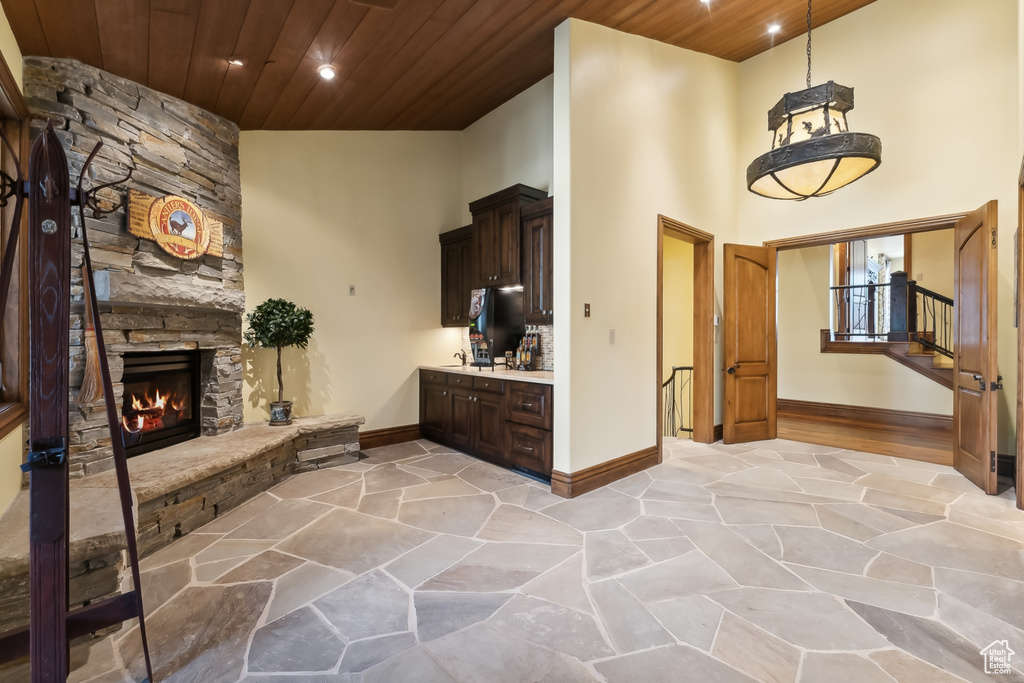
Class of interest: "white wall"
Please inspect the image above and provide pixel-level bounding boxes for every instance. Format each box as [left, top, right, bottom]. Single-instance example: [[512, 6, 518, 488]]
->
[[554, 19, 738, 472], [460, 76, 553, 222], [737, 0, 1018, 450], [239, 131, 463, 430], [778, 246, 952, 415]]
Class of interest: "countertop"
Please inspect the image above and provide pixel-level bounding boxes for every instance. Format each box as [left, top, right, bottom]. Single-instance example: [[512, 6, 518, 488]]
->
[[419, 364, 554, 385]]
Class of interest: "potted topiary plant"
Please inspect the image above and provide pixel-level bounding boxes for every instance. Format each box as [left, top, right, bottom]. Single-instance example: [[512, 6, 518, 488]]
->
[[244, 298, 315, 425]]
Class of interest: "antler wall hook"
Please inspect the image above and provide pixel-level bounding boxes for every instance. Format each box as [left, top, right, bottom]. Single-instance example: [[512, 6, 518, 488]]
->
[[76, 139, 135, 220]]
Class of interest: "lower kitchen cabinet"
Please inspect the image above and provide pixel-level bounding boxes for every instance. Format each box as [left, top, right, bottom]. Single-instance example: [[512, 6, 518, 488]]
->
[[475, 391, 505, 463], [418, 369, 551, 477], [507, 422, 552, 475], [419, 378, 449, 443]]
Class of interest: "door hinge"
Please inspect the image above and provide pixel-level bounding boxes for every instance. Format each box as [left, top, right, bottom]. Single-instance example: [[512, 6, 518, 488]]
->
[[991, 375, 1003, 391], [991, 451, 997, 473]]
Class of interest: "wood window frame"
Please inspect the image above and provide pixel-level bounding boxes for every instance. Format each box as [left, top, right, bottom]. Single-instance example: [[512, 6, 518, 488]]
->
[[0, 56, 29, 441], [657, 215, 715, 455]]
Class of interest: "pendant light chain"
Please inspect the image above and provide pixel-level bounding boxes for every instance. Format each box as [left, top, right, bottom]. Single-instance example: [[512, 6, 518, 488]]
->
[[805, 0, 813, 88]]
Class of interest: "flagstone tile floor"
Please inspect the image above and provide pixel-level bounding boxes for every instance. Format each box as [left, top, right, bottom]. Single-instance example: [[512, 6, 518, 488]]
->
[[5, 437, 1024, 682]]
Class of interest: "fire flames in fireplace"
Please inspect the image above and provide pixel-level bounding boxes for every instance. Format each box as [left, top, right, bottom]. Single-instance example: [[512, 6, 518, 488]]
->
[[121, 389, 188, 435]]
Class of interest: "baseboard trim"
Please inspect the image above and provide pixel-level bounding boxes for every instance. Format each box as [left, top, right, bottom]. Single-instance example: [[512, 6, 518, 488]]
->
[[777, 399, 953, 465], [551, 445, 659, 499], [359, 424, 422, 451], [713, 423, 723, 442]]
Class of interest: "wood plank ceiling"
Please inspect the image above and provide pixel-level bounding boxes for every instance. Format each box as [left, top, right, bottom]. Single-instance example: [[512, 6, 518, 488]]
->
[[0, 0, 877, 131]]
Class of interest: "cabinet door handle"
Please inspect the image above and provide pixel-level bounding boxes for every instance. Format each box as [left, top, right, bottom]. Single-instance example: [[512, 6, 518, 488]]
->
[[517, 444, 534, 452], [519, 402, 533, 408], [442, 391, 447, 396]]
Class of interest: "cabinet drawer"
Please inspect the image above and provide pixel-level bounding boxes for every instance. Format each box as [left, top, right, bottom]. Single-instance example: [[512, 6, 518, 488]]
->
[[420, 369, 448, 385], [473, 377, 505, 394], [506, 382, 552, 430], [507, 423, 552, 475], [447, 373, 472, 388]]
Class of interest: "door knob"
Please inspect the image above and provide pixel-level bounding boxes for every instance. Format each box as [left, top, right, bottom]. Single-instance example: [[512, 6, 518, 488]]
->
[[973, 374, 985, 391], [727, 363, 739, 375]]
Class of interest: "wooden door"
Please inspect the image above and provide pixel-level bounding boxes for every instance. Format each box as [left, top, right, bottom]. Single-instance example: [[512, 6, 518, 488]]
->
[[449, 388, 474, 451], [475, 391, 506, 464], [420, 383, 450, 442], [523, 200, 553, 324], [953, 202, 999, 494], [723, 244, 777, 443]]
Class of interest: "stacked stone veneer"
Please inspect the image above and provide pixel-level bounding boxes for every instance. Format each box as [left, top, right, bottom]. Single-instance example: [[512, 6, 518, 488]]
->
[[23, 57, 244, 477]]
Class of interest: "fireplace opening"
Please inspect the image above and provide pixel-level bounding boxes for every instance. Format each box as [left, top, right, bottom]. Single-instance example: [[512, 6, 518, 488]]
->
[[120, 351, 201, 457]]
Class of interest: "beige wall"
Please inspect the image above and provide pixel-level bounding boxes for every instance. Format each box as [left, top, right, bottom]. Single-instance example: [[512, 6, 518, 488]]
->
[[0, 0, 22, 515], [460, 76, 553, 222], [910, 229, 954, 300], [778, 247, 952, 415], [738, 0, 1017, 450], [553, 19, 738, 472], [663, 236, 694, 379], [0, 426, 21, 514], [239, 131, 463, 430], [0, 6, 21, 92]]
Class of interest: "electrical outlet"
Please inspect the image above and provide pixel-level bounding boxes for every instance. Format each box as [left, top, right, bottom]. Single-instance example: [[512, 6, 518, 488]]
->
[[584, 303, 591, 317], [349, 285, 356, 296]]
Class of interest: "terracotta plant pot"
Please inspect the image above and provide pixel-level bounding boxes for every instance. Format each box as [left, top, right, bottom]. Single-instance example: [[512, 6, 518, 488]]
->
[[269, 400, 293, 426]]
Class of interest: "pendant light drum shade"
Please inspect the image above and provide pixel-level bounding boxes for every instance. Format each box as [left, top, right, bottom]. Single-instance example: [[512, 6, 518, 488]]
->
[[747, 81, 881, 200]]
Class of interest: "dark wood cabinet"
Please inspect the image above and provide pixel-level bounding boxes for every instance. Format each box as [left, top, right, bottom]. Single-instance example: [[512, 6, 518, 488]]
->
[[418, 370, 553, 478], [419, 377, 449, 443], [449, 387, 474, 452], [521, 197, 554, 325], [470, 184, 547, 288], [440, 226, 472, 327], [507, 422, 552, 475], [448, 385, 505, 466], [475, 391, 505, 463]]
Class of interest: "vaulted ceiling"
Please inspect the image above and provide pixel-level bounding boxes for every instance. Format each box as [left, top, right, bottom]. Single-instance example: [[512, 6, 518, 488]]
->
[[0, 0, 877, 131]]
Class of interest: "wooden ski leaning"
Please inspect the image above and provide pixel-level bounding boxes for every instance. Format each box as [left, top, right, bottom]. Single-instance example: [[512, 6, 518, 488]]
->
[[0, 123, 155, 682]]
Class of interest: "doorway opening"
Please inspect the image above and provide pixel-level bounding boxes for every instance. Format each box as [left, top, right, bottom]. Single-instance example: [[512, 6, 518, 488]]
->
[[657, 215, 714, 458]]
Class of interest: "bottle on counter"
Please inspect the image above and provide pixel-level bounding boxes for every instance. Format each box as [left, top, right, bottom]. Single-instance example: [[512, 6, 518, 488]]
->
[[523, 329, 532, 369]]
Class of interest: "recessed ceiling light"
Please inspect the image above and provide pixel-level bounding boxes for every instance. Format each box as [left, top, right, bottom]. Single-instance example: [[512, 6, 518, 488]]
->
[[768, 24, 781, 34], [318, 64, 336, 80], [700, 0, 710, 4], [227, 57, 246, 66]]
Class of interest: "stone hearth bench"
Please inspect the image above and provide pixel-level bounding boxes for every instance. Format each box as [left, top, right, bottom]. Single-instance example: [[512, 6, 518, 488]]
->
[[0, 413, 363, 638]]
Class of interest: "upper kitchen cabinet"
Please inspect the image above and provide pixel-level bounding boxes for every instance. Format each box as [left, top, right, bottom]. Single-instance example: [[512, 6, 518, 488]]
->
[[521, 197, 554, 325], [470, 184, 548, 288], [439, 225, 472, 327]]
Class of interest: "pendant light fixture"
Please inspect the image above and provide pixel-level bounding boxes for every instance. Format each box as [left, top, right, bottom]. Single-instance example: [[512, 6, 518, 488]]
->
[[746, 0, 881, 200]]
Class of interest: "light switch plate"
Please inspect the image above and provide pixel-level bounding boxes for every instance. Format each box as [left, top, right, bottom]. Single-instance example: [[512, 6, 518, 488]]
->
[[349, 285, 356, 296], [609, 328, 615, 344]]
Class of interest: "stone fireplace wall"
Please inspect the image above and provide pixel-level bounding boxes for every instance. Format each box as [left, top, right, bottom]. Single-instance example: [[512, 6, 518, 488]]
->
[[23, 57, 245, 477]]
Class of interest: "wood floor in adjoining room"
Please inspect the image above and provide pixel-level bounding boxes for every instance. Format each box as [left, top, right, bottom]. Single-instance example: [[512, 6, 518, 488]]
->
[[4, 438, 1023, 682]]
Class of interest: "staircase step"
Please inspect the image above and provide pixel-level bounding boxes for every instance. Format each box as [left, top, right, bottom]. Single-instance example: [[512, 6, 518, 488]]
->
[[933, 355, 954, 369]]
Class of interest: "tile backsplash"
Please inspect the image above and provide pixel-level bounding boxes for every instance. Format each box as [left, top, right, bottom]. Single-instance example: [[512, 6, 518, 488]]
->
[[460, 324, 553, 371]]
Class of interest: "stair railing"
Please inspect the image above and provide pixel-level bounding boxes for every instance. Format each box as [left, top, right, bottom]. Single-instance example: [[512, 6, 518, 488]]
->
[[662, 366, 693, 438], [908, 282, 954, 358], [829, 282, 891, 341], [828, 274, 954, 359]]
